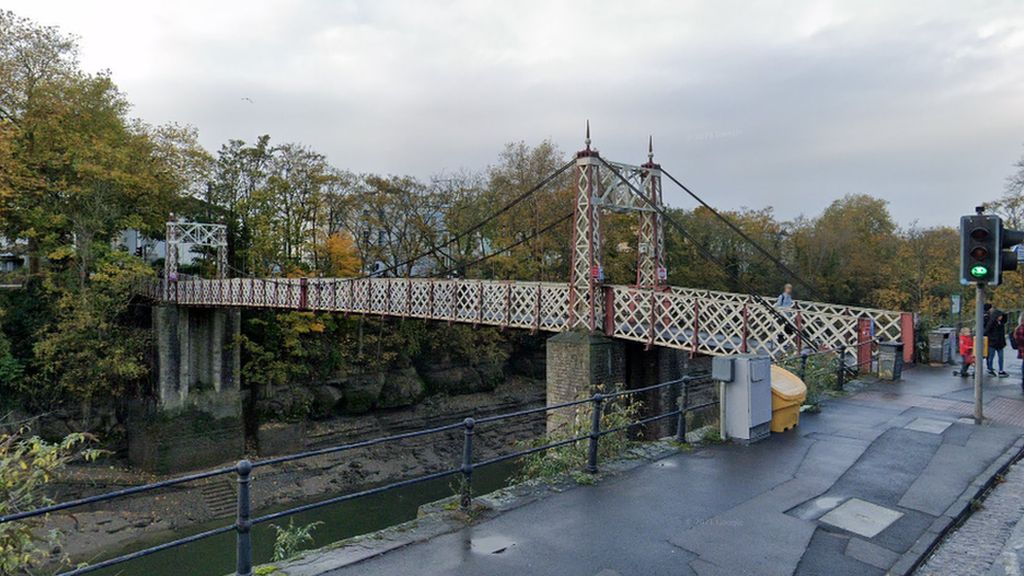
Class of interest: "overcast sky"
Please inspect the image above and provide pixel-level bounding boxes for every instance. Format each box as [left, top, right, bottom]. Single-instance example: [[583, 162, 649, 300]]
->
[[7, 1, 1024, 227]]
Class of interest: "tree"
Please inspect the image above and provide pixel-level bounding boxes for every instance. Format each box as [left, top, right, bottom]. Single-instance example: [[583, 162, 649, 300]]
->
[[873, 225, 960, 317], [31, 251, 153, 407], [0, 426, 102, 574], [323, 232, 361, 277], [481, 141, 572, 281], [789, 194, 898, 305], [0, 10, 78, 124]]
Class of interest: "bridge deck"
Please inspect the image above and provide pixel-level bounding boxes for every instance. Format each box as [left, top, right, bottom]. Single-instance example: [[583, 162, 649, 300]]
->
[[139, 277, 909, 359]]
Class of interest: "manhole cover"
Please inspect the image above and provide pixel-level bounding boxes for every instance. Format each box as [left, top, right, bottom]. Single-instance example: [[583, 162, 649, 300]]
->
[[820, 498, 903, 538]]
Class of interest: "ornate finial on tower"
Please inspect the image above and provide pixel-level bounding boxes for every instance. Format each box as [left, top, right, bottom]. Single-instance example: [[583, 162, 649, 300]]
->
[[585, 120, 591, 150], [648, 135, 654, 163]]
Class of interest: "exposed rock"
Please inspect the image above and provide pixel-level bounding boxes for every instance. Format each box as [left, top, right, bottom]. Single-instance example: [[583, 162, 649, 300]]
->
[[342, 374, 384, 414], [310, 385, 344, 416], [474, 362, 505, 392], [421, 366, 483, 395], [378, 368, 425, 409]]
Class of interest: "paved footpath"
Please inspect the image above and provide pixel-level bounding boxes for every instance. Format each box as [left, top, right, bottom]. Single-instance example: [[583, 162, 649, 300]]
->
[[918, 461, 1024, 575], [282, 366, 1024, 576]]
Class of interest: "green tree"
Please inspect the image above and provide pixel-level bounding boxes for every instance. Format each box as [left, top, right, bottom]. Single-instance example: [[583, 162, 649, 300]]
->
[[789, 194, 898, 306], [31, 251, 153, 407], [0, 426, 102, 574]]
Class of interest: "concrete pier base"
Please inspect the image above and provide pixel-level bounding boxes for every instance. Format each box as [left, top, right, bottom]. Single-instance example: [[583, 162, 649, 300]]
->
[[128, 304, 243, 473]]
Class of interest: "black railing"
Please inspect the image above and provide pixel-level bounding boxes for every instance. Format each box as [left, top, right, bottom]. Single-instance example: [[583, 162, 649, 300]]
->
[[775, 337, 879, 391], [1, 375, 714, 576]]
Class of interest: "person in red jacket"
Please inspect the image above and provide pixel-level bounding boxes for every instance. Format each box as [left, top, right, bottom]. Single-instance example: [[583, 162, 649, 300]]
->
[[958, 327, 974, 378]]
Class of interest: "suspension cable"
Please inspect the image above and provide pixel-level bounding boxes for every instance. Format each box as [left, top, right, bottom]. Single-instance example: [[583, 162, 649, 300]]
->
[[436, 212, 572, 278], [660, 167, 824, 301], [597, 157, 820, 350]]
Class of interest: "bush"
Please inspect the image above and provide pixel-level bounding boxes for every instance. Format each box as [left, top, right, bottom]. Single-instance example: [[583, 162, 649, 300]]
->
[[513, 396, 641, 483], [270, 519, 323, 562], [0, 427, 104, 573]]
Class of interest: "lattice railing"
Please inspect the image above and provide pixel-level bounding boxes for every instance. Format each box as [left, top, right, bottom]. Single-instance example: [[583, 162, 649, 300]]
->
[[606, 285, 865, 359], [140, 277, 905, 359], [152, 277, 572, 333], [662, 287, 904, 343]]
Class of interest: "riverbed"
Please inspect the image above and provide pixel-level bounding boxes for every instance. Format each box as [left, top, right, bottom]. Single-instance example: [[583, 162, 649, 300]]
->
[[85, 460, 519, 576]]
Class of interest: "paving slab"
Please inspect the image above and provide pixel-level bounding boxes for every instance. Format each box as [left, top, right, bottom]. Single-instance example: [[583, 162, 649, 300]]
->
[[905, 418, 953, 434]]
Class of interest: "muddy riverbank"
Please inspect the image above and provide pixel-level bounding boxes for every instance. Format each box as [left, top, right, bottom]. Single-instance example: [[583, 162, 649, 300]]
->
[[40, 377, 546, 568]]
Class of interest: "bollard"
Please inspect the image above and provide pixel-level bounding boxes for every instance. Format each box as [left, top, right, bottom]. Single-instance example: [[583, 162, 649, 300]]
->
[[676, 383, 690, 443], [235, 459, 253, 576], [587, 394, 604, 473], [460, 418, 474, 512]]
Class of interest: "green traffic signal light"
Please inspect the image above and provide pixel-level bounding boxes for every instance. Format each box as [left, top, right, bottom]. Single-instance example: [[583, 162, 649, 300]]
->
[[971, 264, 989, 278]]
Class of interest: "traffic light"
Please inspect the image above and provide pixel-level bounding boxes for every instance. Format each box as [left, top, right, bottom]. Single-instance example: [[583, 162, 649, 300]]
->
[[998, 220, 1024, 283], [960, 214, 999, 285], [960, 213, 1024, 286]]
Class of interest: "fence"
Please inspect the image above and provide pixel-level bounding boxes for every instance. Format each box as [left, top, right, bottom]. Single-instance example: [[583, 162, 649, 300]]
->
[[1, 375, 716, 576]]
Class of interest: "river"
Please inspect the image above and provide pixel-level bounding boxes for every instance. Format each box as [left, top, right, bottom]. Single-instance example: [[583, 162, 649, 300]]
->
[[86, 460, 520, 576]]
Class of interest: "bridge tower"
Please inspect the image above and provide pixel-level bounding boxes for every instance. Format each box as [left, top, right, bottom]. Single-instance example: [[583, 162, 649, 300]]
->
[[548, 127, 681, 434], [636, 137, 666, 290], [567, 121, 604, 331]]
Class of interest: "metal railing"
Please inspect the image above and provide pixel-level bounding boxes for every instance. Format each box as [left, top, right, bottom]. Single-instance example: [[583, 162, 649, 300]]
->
[[0, 375, 715, 576], [775, 337, 880, 392]]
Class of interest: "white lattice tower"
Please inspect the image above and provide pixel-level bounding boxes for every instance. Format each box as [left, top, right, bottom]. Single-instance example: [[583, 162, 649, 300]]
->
[[164, 217, 178, 299], [636, 137, 665, 290], [165, 217, 230, 285], [568, 125, 603, 331]]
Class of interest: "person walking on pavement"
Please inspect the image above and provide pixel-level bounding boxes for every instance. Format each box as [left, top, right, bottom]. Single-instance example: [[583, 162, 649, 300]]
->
[[985, 304, 1009, 378], [1014, 315, 1024, 392]]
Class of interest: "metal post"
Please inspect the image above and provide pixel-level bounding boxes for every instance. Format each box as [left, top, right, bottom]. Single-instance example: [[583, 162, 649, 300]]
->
[[587, 393, 603, 473], [799, 349, 809, 381], [676, 383, 689, 443], [235, 460, 253, 576], [460, 418, 474, 512], [837, 345, 847, 390], [975, 284, 985, 424]]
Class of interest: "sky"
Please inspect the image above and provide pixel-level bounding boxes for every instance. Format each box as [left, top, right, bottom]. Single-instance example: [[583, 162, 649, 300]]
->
[[6, 0, 1024, 227]]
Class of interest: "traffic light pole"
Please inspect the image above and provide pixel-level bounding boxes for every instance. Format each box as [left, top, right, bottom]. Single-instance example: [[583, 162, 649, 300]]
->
[[974, 283, 985, 425]]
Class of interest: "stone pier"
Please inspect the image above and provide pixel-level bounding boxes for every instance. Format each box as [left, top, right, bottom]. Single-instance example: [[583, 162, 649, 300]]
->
[[545, 330, 689, 437], [624, 342, 688, 439], [545, 330, 625, 434], [128, 304, 243, 473]]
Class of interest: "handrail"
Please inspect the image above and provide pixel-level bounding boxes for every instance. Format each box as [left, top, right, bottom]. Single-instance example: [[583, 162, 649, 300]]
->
[[2, 375, 716, 576]]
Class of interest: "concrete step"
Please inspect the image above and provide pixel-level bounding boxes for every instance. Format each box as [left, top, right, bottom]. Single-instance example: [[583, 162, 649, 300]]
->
[[200, 480, 237, 518]]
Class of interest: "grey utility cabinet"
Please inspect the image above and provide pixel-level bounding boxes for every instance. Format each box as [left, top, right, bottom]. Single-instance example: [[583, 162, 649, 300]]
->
[[713, 355, 772, 443]]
